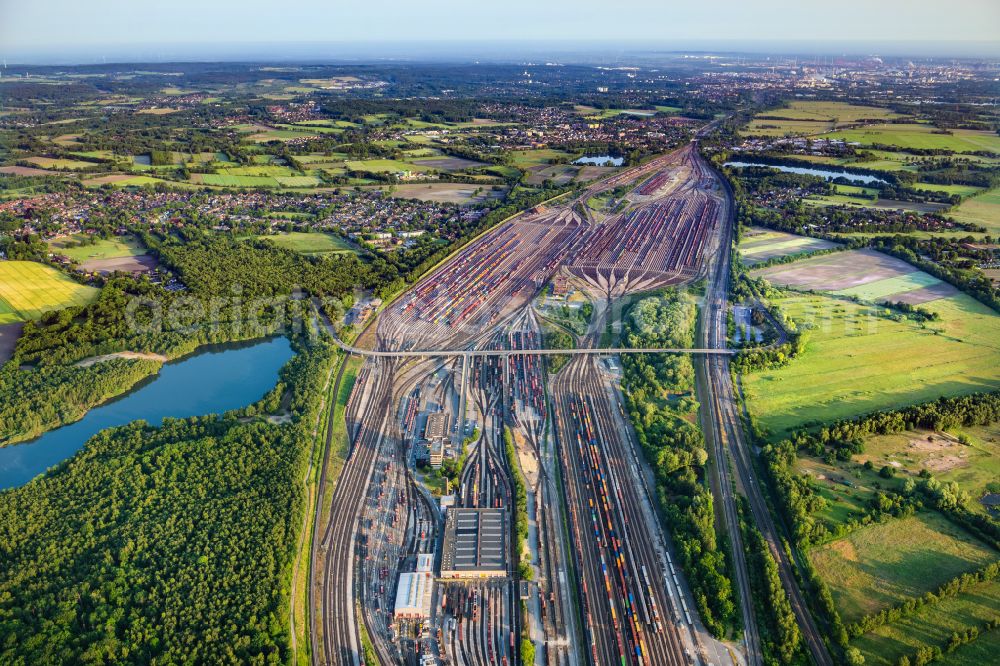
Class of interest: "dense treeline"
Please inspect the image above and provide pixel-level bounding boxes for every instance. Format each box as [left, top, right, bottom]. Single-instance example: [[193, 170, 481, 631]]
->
[[503, 428, 531, 580], [541, 326, 573, 374], [0, 338, 337, 664], [156, 234, 377, 299], [0, 358, 161, 445], [620, 290, 737, 637], [739, 498, 804, 665]]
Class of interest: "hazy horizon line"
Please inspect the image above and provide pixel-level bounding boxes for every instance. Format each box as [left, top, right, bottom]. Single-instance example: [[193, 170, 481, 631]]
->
[[4, 38, 999, 67]]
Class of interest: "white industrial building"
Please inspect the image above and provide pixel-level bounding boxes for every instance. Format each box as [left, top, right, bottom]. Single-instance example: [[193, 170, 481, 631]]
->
[[393, 571, 434, 620]]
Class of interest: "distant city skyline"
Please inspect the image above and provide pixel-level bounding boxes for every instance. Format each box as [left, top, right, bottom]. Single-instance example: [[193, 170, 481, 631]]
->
[[2, 0, 999, 64]]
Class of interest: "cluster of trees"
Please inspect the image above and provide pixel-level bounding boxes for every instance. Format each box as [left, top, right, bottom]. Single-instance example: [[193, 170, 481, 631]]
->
[[438, 428, 477, 489], [621, 291, 697, 402], [763, 392, 1000, 545], [542, 326, 573, 374], [753, 391, 1000, 657], [883, 300, 940, 322], [728, 259, 806, 373], [946, 619, 1000, 654], [0, 338, 337, 664], [741, 504, 803, 665], [891, 615, 1000, 666], [503, 428, 531, 581], [619, 290, 736, 637], [520, 638, 535, 666]]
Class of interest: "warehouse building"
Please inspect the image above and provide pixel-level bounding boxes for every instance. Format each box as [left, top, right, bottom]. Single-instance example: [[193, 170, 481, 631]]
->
[[440, 508, 508, 578], [424, 412, 447, 440], [393, 571, 434, 620]]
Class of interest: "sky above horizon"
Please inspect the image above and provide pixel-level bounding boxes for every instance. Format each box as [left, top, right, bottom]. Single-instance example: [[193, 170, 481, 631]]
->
[[2, 0, 998, 62]]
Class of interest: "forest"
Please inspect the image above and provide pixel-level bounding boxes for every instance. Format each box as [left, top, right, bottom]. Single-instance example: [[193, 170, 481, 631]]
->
[[619, 290, 737, 638], [0, 337, 338, 664]]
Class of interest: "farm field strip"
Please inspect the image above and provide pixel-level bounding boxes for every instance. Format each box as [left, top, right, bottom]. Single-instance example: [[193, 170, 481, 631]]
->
[[948, 186, 1000, 236], [740, 236, 838, 264], [47, 235, 145, 262], [257, 232, 357, 254], [825, 123, 1000, 154], [0, 261, 100, 321], [832, 272, 945, 301], [751, 249, 929, 292]]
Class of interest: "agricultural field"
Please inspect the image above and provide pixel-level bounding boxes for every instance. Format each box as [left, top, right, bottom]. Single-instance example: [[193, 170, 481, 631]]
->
[[409, 156, 486, 171], [826, 123, 1000, 154], [24, 156, 97, 170], [760, 101, 904, 124], [575, 165, 617, 182], [742, 252, 1000, 436], [850, 576, 1000, 666], [804, 192, 948, 214], [195, 174, 280, 187], [524, 164, 579, 186], [752, 249, 959, 304], [915, 183, 984, 198], [381, 183, 507, 205], [509, 149, 576, 169], [0, 166, 58, 177], [744, 118, 832, 137], [257, 232, 357, 255], [47, 234, 145, 262], [344, 159, 421, 173], [0, 261, 100, 323], [791, 152, 921, 173], [744, 101, 903, 137], [738, 227, 839, 265], [275, 176, 322, 188], [245, 128, 321, 142], [809, 511, 998, 625], [948, 187, 1000, 236]]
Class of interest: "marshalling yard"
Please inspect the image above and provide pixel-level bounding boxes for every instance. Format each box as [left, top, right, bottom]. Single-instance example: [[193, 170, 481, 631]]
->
[[311, 141, 766, 666]]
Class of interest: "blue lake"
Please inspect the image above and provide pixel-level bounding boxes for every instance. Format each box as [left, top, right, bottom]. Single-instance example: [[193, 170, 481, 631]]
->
[[0, 337, 294, 489], [723, 161, 887, 185]]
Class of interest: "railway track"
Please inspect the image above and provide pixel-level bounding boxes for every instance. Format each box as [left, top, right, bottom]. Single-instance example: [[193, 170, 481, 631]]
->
[[312, 141, 764, 666], [696, 163, 834, 666]]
